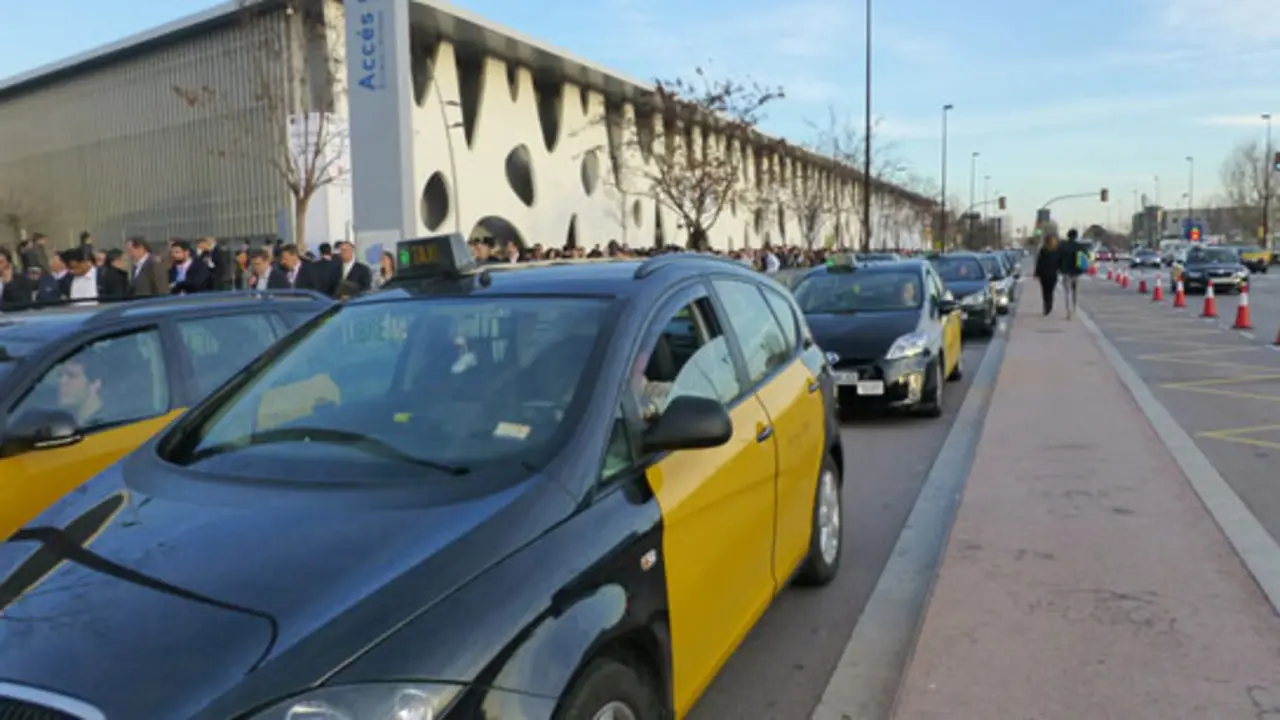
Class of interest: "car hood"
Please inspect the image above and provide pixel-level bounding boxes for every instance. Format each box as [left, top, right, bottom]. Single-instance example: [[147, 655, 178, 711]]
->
[[0, 458, 568, 719], [1182, 262, 1239, 271], [806, 310, 919, 362], [940, 279, 989, 298]]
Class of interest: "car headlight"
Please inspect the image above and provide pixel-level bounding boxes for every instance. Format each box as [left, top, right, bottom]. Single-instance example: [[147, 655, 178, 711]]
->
[[885, 330, 930, 360], [960, 291, 987, 307], [250, 684, 461, 720]]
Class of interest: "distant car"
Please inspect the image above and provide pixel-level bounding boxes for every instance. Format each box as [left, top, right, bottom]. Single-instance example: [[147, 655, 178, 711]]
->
[[1095, 248, 1115, 262], [929, 253, 998, 337], [1234, 245, 1271, 273], [855, 252, 900, 264], [976, 251, 1017, 314], [1178, 246, 1248, 294], [793, 258, 962, 417], [1130, 249, 1161, 268]]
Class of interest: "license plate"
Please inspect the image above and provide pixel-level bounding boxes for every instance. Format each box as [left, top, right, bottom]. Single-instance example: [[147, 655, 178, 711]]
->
[[834, 371, 859, 385], [856, 380, 885, 396]]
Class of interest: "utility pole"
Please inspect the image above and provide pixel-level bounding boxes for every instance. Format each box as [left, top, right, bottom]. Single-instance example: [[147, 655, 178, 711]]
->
[[1186, 156, 1195, 234], [860, 0, 873, 252], [1264, 113, 1273, 249], [939, 103, 953, 249], [982, 174, 990, 246], [967, 151, 979, 247]]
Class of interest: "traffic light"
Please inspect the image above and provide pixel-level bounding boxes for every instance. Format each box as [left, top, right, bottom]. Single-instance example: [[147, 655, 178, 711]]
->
[[1100, 188, 1109, 203], [998, 196, 1007, 210], [1273, 152, 1280, 172], [1189, 226, 1201, 242]]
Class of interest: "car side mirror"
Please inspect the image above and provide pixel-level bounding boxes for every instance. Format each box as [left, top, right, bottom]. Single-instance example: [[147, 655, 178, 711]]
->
[[1, 409, 83, 455], [937, 297, 959, 314], [641, 395, 732, 454]]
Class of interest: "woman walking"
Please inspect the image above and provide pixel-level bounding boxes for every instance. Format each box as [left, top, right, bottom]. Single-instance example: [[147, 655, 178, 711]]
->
[[1034, 233, 1060, 316]]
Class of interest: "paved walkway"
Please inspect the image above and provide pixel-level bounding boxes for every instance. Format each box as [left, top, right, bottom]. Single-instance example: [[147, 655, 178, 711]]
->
[[892, 309, 1280, 720]]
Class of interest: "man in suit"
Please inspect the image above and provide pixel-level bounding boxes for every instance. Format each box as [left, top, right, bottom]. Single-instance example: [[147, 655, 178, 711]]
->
[[335, 241, 372, 294], [276, 244, 321, 291], [0, 246, 35, 309], [249, 248, 290, 290], [169, 240, 213, 295], [125, 237, 169, 298], [196, 236, 235, 291], [315, 242, 342, 297], [99, 249, 131, 300]]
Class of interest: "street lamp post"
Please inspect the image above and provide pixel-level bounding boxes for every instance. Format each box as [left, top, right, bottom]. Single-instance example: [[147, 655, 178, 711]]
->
[[968, 151, 979, 246], [860, 0, 873, 253], [1264, 113, 1272, 249], [939, 103, 953, 249], [1185, 156, 1194, 234]]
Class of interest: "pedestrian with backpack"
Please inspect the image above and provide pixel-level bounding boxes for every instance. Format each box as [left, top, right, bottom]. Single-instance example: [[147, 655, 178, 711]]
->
[[1058, 228, 1086, 320]]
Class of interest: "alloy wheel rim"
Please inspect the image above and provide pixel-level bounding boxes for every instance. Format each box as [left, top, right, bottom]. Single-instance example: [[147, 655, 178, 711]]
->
[[818, 469, 841, 564], [592, 701, 638, 720]]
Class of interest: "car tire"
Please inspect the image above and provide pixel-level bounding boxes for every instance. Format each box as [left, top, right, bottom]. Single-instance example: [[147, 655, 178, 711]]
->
[[556, 655, 663, 720], [917, 358, 944, 418], [796, 455, 842, 586], [947, 349, 964, 381]]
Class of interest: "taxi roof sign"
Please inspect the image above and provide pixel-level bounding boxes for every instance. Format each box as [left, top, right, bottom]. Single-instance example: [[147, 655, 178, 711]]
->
[[825, 252, 858, 271], [395, 233, 476, 279]]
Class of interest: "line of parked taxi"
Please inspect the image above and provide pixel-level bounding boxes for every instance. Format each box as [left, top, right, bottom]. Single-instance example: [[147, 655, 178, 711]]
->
[[0, 237, 1021, 720]]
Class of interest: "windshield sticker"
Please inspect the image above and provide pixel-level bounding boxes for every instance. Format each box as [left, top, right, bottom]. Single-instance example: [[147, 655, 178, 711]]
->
[[493, 422, 532, 440]]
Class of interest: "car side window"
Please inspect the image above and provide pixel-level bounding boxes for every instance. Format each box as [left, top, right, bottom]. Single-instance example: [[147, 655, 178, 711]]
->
[[712, 279, 792, 386], [11, 329, 169, 432], [761, 286, 799, 352], [600, 403, 636, 483], [631, 297, 742, 421], [927, 270, 944, 304], [178, 314, 282, 397]]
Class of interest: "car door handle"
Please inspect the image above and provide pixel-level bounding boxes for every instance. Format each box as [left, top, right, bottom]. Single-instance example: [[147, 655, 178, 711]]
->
[[808, 377, 821, 393], [756, 425, 774, 443]]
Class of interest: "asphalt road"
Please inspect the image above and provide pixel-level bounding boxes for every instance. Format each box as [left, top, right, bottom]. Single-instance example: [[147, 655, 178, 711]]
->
[[686, 320, 1002, 720], [1081, 275, 1280, 547], [1112, 263, 1280, 346]]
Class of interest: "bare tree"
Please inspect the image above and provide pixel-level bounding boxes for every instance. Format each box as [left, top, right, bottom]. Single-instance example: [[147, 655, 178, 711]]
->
[[775, 144, 831, 249], [1219, 139, 1280, 240], [603, 68, 782, 250], [805, 106, 904, 250], [0, 187, 56, 245], [171, 0, 348, 252]]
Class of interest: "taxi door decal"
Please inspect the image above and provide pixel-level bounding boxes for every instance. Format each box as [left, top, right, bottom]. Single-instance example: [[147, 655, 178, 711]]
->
[[751, 358, 825, 583], [645, 394, 778, 716], [0, 410, 183, 540]]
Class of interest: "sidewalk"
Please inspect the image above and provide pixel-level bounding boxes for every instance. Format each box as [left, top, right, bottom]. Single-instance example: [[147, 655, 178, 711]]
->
[[892, 309, 1280, 720]]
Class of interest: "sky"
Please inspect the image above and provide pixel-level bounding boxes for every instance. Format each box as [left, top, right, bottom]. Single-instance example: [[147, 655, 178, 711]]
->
[[2, 0, 1279, 232]]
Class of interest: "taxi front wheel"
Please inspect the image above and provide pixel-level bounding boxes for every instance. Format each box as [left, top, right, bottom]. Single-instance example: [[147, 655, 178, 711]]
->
[[796, 456, 842, 586], [557, 654, 662, 720]]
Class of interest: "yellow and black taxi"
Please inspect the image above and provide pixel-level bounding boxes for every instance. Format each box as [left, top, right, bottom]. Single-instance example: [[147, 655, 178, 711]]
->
[[928, 252, 997, 337], [0, 291, 332, 541], [1177, 245, 1249, 294], [0, 235, 845, 720], [1233, 245, 1271, 274], [792, 255, 963, 417]]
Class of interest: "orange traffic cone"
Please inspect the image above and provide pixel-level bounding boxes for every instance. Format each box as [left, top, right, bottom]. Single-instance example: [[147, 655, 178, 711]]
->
[[1121, 272, 1130, 289], [1106, 266, 1113, 280], [1151, 276, 1164, 302], [1138, 274, 1148, 294], [1173, 279, 1186, 308], [1233, 282, 1253, 330], [1201, 282, 1217, 318], [1089, 263, 1097, 276]]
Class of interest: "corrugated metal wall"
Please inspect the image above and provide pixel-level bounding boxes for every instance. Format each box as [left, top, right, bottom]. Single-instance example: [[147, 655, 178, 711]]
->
[[0, 12, 292, 251]]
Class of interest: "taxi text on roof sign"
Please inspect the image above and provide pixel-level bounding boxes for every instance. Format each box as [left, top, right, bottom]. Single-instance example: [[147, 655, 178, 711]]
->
[[395, 233, 476, 279]]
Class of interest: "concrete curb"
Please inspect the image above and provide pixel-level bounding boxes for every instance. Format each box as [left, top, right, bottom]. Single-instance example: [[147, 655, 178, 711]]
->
[[1080, 308, 1280, 615], [810, 310, 1014, 720]]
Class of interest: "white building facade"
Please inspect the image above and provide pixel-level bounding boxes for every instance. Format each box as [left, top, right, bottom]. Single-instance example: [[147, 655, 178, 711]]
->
[[0, 0, 934, 254]]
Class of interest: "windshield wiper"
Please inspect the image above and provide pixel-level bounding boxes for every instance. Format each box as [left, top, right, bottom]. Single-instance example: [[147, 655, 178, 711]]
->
[[184, 427, 470, 475]]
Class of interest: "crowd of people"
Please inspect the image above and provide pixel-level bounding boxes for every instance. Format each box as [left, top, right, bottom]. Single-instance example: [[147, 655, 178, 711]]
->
[[0, 228, 937, 312]]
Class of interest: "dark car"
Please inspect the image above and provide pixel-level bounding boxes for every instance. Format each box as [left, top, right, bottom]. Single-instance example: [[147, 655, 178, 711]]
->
[[0, 290, 333, 538], [1131, 248, 1161, 268], [0, 235, 845, 720], [929, 253, 997, 336], [1177, 246, 1249, 294], [793, 259, 963, 417], [977, 251, 1017, 314]]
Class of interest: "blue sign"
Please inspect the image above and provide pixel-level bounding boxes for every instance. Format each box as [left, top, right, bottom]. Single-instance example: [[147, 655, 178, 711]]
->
[[354, 0, 386, 91]]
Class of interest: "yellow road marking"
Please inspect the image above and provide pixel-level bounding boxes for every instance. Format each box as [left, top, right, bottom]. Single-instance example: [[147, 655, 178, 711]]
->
[[1161, 385, 1280, 402], [1165, 373, 1280, 388], [1199, 424, 1280, 451]]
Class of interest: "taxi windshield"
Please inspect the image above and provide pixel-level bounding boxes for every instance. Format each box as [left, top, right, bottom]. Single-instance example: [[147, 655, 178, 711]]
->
[[1188, 248, 1236, 264], [977, 256, 1006, 279], [793, 271, 923, 313], [931, 257, 986, 282], [166, 296, 613, 478]]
